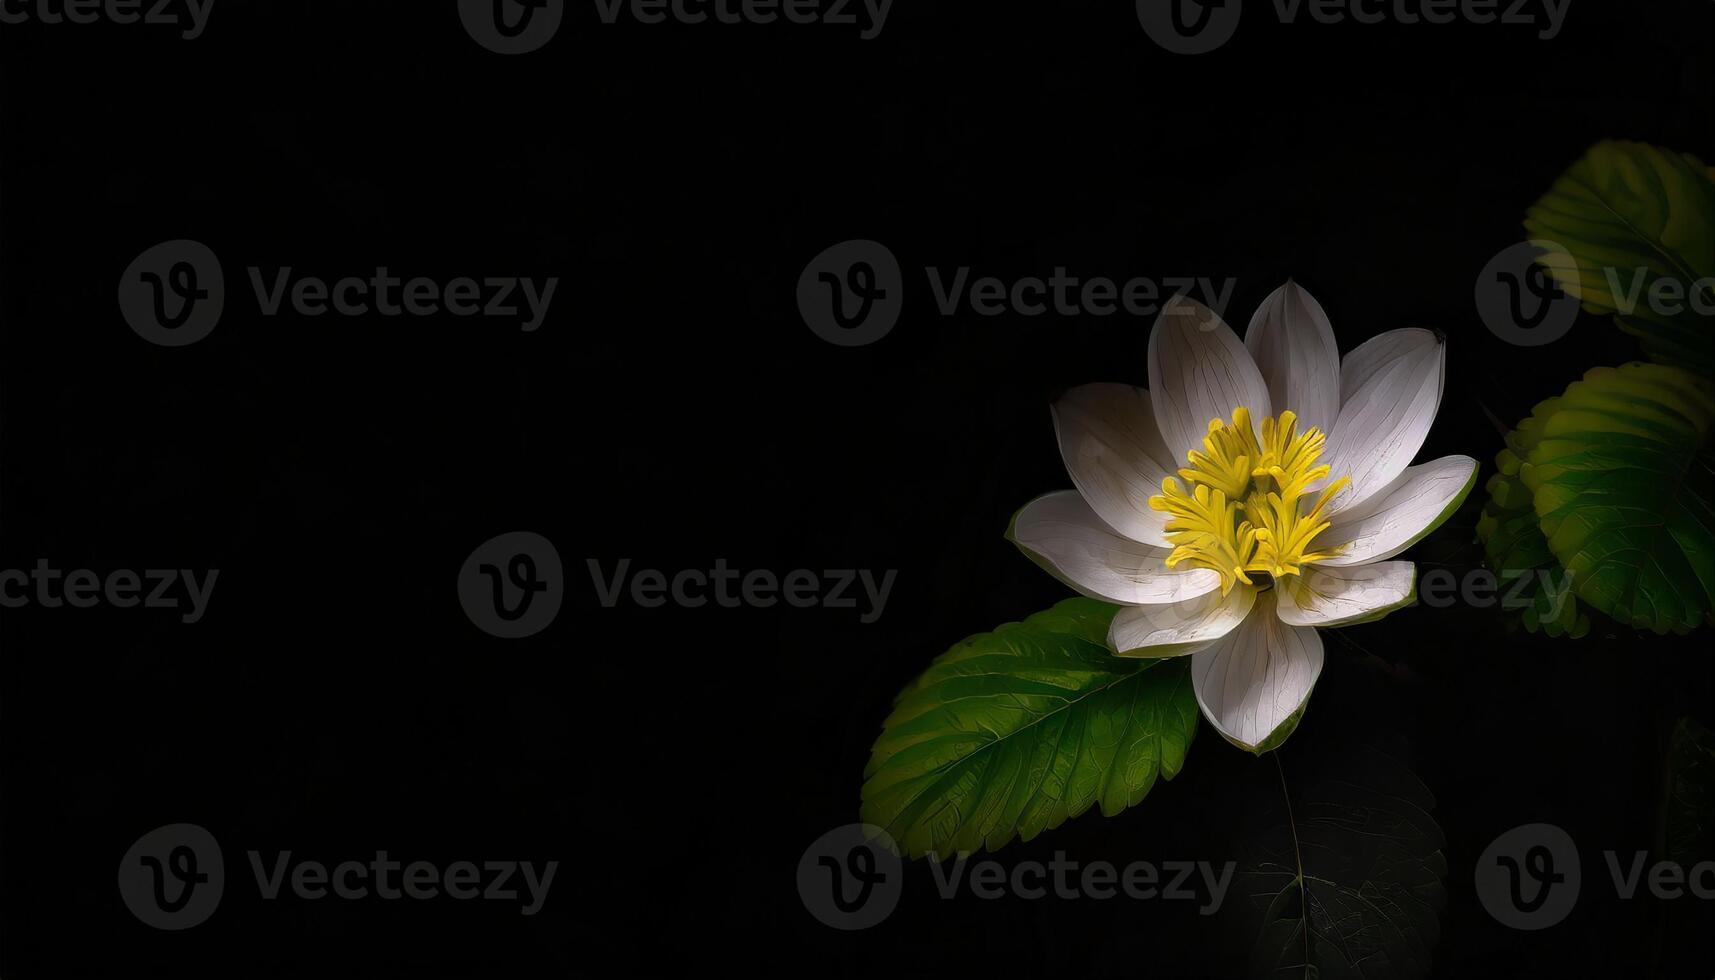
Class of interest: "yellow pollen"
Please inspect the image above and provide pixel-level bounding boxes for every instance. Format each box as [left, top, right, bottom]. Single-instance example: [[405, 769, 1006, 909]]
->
[[1149, 408, 1351, 593]]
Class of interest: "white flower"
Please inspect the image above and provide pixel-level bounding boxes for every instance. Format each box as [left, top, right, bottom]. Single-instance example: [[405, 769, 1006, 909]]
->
[[1007, 283, 1477, 754]]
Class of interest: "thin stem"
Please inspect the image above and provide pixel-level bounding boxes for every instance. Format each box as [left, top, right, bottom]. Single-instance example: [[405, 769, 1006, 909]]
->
[[1274, 751, 1310, 978]]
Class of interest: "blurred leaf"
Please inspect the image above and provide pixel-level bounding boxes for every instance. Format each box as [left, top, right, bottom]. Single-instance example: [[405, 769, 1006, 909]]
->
[[1476, 398, 1589, 638], [861, 598, 1198, 858], [1519, 363, 1715, 634], [1666, 716, 1715, 868], [1525, 140, 1715, 374], [1238, 746, 1446, 980]]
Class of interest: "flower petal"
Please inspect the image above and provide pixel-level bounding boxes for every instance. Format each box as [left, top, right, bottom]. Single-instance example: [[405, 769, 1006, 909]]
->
[[1244, 281, 1341, 436], [1108, 585, 1256, 658], [1322, 329, 1446, 513], [1007, 491, 1222, 605], [1277, 561, 1417, 629], [1191, 591, 1324, 753], [1339, 327, 1443, 400], [1316, 455, 1479, 566], [1051, 383, 1178, 548], [1148, 296, 1272, 461]]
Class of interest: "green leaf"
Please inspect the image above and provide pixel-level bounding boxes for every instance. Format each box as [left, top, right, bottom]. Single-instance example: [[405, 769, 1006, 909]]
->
[[1239, 747, 1446, 980], [1520, 362, 1715, 634], [860, 598, 1198, 858], [1475, 397, 1589, 638], [1524, 140, 1715, 374]]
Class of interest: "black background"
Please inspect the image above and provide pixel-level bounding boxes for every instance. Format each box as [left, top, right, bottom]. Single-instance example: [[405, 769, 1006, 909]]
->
[[1, 0, 1711, 976]]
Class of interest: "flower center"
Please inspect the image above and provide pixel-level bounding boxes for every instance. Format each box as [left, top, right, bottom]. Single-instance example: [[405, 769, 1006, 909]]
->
[[1148, 407, 1351, 595]]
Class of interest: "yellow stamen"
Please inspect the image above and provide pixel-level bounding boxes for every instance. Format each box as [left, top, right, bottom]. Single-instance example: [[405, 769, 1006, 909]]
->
[[1149, 478, 1259, 596], [1179, 406, 1262, 499], [1148, 406, 1349, 590]]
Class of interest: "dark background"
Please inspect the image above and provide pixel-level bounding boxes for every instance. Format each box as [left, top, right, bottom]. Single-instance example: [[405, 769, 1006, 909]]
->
[[1, 0, 1711, 976]]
